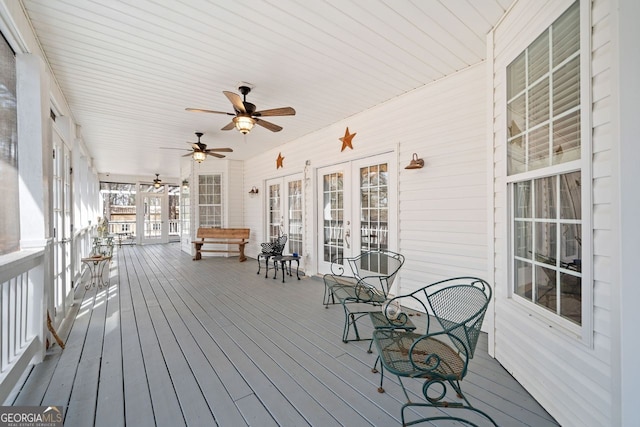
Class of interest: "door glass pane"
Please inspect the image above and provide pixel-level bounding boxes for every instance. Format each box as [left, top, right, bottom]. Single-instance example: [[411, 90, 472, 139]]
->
[[287, 180, 303, 255], [168, 185, 180, 238], [268, 183, 281, 240], [143, 195, 162, 239], [360, 163, 388, 253], [323, 172, 343, 263], [181, 182, 190, 238]]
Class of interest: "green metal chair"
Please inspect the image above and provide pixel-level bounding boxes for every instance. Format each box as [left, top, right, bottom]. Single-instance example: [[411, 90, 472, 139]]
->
[[370, 277, 497, 426], [322, 250, 405, 342]]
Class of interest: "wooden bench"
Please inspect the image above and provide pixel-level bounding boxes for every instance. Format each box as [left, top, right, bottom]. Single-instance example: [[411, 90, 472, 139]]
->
[[193, 227, 250, 262]]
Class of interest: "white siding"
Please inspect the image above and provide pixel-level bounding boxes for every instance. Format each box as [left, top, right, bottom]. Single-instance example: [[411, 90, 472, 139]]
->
[[243, 63, 488, 295], [490, 0, 614, 426]]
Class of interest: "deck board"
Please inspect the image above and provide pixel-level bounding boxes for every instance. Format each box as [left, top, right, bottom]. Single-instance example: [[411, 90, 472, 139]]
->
[[8, 243, 559, 426]]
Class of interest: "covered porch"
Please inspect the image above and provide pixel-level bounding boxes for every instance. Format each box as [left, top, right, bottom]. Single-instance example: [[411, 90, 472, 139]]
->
[[9, 244, 557, 426]]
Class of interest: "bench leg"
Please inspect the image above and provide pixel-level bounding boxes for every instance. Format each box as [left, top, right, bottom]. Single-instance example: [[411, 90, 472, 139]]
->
[[239, 244, 247, 262], [193, 243, 203, 261]]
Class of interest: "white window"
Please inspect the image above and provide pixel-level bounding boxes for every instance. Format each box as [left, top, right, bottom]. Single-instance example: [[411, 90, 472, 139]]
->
[[507, 1, 583, 326], [198, 174, 223, 227]]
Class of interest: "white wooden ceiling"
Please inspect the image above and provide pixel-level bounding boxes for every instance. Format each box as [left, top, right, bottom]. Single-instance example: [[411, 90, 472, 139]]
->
[[21, 0, 513, 179]]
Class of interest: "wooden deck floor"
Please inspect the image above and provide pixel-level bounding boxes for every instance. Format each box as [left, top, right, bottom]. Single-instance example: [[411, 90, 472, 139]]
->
[[9, 243, 559, 426]]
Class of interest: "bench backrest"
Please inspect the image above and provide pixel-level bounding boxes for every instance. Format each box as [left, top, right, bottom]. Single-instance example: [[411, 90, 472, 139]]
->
[[196, 227, 250, 240]]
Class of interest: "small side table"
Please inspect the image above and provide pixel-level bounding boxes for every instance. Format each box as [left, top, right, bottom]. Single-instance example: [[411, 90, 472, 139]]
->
[[272, 255, 301, 283], [81, 255, 112, 289]]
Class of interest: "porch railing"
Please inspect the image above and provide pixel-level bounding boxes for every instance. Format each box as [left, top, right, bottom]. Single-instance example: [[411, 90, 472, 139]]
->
[[108, 219, 179, 239], [0, 247, 48, 404]]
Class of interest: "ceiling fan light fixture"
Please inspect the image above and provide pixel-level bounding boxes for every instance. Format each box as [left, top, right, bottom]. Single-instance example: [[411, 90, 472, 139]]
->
[[233, 115, 255, 134], [153, 173, 162, 188], [193, 151, 207, 163]]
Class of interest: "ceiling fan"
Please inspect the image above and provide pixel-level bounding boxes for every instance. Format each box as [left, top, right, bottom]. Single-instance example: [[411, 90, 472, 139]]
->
[[186, 85, 296, 134], [160, 132, 233, 163], [153, 174, 162, 188]]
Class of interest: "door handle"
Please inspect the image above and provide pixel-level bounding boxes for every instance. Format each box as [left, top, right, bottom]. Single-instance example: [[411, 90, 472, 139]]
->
[[344, 229, 351, 249]]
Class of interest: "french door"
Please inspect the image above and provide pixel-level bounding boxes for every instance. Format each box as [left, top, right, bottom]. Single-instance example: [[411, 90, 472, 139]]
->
[[265, 174, 304, 258], [316, 153, 397, 274], [52, 130, 72, 321], [139, 186, 168, 244]]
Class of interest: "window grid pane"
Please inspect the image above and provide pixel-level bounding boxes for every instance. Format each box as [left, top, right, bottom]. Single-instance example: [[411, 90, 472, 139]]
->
[[198, 174, 223, 227], [512, 172, 582, 325], [507, 1, 580, 175]]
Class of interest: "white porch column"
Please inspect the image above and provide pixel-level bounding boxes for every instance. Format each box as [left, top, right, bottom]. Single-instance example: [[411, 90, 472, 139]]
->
[[16, 53, 51, 363], [613, 0, 640, 425]]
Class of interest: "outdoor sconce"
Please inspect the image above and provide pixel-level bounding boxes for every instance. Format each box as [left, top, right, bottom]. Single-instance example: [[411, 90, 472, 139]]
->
[[248, 186, 259, 195], [404, 153, 424, 170]]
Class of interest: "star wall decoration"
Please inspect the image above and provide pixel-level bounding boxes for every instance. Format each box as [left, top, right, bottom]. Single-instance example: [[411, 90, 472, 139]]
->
[[276, 152, 284, 169], [339, 127, 356, 151]]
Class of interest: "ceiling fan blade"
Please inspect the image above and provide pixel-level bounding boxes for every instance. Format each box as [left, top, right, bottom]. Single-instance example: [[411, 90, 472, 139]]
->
[[207, 152, 226, 159], [223, 91, 246, 114], [255, 118, 283, 132], [160, 147, 190, 152], [221, 121, 235, 131], [204, 148, 233, 153], [182, 153, 193, 157], [253, 107, 296, 117], [185, 107, 234, 115]]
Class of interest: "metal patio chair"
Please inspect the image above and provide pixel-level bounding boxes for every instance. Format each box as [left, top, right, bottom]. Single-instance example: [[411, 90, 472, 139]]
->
[[370, 277, 497, 426], [322, 249, 405, 342], [257, 234, 287, 277]]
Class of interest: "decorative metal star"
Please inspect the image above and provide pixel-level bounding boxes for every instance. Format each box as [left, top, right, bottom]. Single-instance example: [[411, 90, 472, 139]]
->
[[276, 152, 284, 169], [339, 127, 356, 151]]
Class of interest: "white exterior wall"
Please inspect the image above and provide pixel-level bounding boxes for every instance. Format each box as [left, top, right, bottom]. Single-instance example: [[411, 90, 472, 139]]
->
[[243, 64, 488, 294], [490, 0, 616, 425]]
